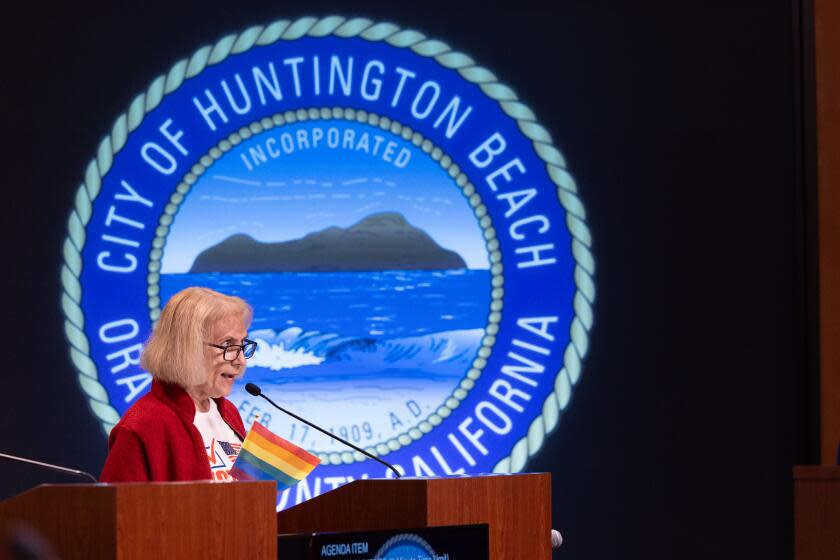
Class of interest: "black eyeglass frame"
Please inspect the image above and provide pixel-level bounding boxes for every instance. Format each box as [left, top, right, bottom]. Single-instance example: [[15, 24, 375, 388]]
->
[[206, 339, 258, 361]]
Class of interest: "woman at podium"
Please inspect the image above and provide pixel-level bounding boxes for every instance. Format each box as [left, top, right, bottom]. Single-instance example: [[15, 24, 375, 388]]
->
[[100, 287, 256, 482]]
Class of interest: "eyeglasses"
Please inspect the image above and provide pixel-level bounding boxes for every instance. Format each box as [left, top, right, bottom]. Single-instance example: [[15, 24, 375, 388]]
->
[[206, 339, 258, 361]]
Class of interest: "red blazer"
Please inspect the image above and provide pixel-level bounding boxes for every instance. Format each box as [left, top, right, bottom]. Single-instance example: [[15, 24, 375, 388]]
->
[[99, 379, 246, 482]]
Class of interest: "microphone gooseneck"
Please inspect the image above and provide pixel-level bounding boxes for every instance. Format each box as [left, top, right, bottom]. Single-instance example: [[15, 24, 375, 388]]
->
[[244, 383, 401, 478], [0, 452, 98, 482]]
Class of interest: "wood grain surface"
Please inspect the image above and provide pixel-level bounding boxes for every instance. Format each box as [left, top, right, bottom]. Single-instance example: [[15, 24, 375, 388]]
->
[[815, 0, 840, 466], [794, 466, 840, 559], [0, 481, 276, 559]]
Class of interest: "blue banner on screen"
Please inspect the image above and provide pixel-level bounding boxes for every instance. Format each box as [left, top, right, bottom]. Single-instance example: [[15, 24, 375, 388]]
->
[[62, 16, 596, 509]]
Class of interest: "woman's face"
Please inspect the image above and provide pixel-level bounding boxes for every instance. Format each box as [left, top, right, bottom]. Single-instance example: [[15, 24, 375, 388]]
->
[[202, 314, 249, 399]]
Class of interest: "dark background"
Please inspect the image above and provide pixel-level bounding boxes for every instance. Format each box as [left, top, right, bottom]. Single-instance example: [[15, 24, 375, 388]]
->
[[1, 2, 815, 558]]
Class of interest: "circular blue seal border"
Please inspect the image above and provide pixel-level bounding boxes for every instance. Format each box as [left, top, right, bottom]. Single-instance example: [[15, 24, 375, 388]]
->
[[149, 109, 505, 466], [60, 16, 595, 475], [375, 533, 437, 559]]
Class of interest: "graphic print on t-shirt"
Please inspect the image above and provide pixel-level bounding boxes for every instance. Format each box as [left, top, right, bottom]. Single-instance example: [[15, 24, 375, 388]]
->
[[206, 437, 242, 481], [193, 400, 242, 482]]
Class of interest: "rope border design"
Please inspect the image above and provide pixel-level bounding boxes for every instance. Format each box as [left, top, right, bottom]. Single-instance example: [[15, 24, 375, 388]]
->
[[147, 107, 502, 465], [376, 533, 436, 558], [60, 15, 596, 473]]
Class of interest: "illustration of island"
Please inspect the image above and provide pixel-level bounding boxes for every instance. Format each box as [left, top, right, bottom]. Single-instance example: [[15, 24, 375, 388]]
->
[[189, 212, 467, 272], [161, 209, 489, 452]]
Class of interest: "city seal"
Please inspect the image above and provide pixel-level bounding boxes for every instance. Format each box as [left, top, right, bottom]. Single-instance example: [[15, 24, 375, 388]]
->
[[60, 16, 596, 509]]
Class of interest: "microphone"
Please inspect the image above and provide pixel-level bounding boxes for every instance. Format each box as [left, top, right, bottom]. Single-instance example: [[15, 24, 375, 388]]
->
[[1, 452, 98, 482], [245, 383, 401, 479], [551, 529, 563, 549]]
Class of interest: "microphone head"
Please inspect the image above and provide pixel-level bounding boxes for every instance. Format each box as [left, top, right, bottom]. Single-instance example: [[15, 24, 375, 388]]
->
[[551, 529, 563, 548], [245, 383, 262, 396]]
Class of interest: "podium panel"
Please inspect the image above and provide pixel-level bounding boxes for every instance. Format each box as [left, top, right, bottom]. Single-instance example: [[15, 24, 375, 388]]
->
[[0, 481, 276, 560], [795, 466, 840, 560], [276, 473, 551, 560]]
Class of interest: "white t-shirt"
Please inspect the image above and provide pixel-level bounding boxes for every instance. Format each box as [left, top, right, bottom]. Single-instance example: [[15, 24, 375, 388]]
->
[[193, 399, 242, 482]]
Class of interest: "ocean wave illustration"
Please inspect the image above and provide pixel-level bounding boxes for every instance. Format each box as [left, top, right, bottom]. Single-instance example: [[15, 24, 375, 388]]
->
[[247, 327, 484, 376], [235, 327, 486, 447]]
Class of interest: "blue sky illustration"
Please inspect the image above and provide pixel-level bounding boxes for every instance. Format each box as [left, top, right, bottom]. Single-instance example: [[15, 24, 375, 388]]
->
[[161, 120, 489, 273]]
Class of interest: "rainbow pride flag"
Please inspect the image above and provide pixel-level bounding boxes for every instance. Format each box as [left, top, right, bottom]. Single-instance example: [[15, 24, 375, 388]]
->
[[229, 421, 320, 490]]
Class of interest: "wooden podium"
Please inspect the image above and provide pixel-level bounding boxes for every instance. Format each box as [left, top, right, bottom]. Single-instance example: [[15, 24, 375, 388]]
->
[[794, 466, 840, 560], [0, 473, 550, 559], [277, 473, 552, 559], [0, 481, 277, 559]]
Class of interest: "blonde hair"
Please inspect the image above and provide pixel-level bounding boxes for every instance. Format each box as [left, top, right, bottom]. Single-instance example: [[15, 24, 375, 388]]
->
[[141, 287, 253, 388]]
